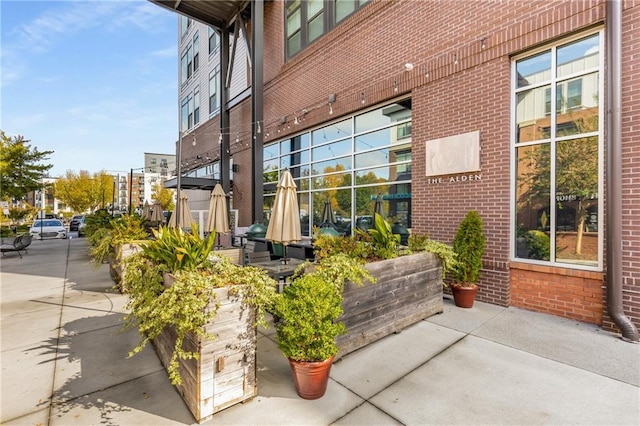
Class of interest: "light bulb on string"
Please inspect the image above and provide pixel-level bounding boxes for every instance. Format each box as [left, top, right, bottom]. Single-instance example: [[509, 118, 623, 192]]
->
[[218, 133, 223, 144], [257, 121, 262, 134], [192, 135, 196, 146]]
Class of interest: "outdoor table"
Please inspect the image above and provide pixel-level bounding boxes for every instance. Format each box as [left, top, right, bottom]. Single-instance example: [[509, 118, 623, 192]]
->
[[286, 241, 315, 260], [249, 258, 305, 292]]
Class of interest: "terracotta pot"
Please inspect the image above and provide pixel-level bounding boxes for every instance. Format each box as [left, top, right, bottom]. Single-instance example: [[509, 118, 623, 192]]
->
[[287, 356, 335, 399], [451, 284, 478, 308]]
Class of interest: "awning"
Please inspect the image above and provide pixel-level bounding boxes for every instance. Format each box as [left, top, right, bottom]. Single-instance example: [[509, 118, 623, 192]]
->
[[147, 0, 251, 31], [163, 176, 218, 191]]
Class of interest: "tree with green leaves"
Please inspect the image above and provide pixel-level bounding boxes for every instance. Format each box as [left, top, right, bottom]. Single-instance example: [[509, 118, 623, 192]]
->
[[0, 131, 54, 201], [54, 170, 115, 212], [151, 182, 175, 211]]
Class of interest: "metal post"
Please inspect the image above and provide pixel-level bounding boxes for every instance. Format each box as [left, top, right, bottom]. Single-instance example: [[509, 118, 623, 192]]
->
[[176, 131, 183, 224], [129, 168, 134, 215]]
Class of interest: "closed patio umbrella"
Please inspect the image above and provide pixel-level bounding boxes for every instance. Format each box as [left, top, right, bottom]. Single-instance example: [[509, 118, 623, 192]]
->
[[168, 194, 195, 229], [142, 200, 151, 220], [374, 194, 385, 217], [150, 201, 164, 223], [266, 170, 301, 264], [205, 183, 229, 247], [320, 197, 336, 225]]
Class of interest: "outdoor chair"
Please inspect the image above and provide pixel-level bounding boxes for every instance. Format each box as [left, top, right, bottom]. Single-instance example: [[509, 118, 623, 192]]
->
[[1, 234, 32, 258], [246, 251, 271, 265], [243, 240, 269, 265]]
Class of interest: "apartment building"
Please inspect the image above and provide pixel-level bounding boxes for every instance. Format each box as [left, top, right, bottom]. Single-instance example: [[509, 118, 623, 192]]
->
[[150, 0, 640, 339]]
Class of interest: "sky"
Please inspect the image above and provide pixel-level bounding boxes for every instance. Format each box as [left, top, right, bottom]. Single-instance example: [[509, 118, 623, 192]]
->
[[1, 0, 179, 178]]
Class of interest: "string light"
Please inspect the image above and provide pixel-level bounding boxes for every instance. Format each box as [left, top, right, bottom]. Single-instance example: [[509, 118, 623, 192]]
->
[[361, 92, 366, 104], [192, 135, 196, 146], [393, 80, 398, 92], [218, 133, 223, 144], [257, 121, 261, 134], [453, 53, 458, 65]]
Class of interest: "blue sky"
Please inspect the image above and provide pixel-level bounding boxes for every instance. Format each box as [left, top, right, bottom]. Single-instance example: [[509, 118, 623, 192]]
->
[[1, 0, 178, 177]]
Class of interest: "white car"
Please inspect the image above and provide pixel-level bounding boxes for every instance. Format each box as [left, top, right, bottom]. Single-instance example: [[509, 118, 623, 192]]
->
[[30, 219, 68, 240]]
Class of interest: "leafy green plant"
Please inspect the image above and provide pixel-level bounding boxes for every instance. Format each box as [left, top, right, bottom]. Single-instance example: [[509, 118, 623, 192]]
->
[[273, 254, 375, 362], [357, 213, 400, 260], [142, 225, 215, 273], [88, 214, 148, 266], [312, 234, 370, 261], [122, 251, 277, 385], [451, 211, 486, 286], [408, 232, 458, 279], [522, 229, 550, 260]]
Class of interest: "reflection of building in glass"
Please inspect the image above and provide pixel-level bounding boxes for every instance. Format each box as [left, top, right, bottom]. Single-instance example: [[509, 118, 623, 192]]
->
[[263, 100, 412, 236]]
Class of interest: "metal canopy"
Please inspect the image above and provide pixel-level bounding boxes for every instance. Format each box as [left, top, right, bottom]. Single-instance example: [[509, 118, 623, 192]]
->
[[148, 0, 250, 31], [163, 176, 218, 191]]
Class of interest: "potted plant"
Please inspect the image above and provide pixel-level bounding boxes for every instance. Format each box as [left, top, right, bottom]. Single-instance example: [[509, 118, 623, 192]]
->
[[122, 225, 278, 421], [450, 210, 486, 308], [273, 254, 374, 399]]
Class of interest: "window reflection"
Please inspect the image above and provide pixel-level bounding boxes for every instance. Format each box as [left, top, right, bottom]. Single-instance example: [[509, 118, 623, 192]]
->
[[516, 144, 551, 261], [555, 136, 598, 263], [516, 85, 551, 143], [312, 120, 351, 145], [263, 99, 411, 237], [312, 138, 351, 161]]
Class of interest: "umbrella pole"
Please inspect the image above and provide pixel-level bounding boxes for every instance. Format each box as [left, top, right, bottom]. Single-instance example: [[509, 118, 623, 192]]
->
[[283, 245, 287, 265]]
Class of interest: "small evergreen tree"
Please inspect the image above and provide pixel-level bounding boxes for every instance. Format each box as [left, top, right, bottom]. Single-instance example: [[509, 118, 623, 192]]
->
[[452, 210, 486, 286]]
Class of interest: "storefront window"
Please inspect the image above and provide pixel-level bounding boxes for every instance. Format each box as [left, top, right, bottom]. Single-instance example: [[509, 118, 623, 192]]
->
[[264, 99, 412, 236], [513, 32, 602, 269]]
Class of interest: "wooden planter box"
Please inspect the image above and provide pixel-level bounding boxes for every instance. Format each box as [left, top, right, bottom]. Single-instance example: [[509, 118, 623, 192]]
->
[[152, 285, 257, 423], [336, 252, 443, 359], [109, 242, 142, 291]]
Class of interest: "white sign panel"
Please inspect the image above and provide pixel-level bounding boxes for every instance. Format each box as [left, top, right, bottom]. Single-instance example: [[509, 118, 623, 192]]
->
[[425, 130, 481, 177]]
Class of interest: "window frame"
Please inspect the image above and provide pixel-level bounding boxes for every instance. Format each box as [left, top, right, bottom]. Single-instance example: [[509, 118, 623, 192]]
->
[[510, 29, 604, 271], [284, 0, 369, 60]]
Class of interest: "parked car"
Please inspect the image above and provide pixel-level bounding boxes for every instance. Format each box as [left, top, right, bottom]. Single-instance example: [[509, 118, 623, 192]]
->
[[30, 219, 67, 240], [69, 215, 84, 231], [77, 216, 87, 237]]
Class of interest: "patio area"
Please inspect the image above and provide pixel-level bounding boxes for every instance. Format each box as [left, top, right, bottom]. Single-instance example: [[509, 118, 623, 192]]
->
[[1, 237, 638, 425]]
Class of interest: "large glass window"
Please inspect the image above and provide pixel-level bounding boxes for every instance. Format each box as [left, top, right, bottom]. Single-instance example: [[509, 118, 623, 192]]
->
[[209, 67, 219, 114], [193, 32, 199, 73], [513, 32, 602, 269], [208, 27, 219, 55], [285, 0, 370, 59], [263, 100, 411, 236]]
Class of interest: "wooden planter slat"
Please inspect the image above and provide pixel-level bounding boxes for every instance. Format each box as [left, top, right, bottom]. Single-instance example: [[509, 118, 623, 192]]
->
[[336, 252, 443, 359], [152, 285, 257, 423]]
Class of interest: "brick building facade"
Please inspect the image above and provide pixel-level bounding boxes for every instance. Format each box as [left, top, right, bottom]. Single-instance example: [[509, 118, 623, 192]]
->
[[154, 0, 640, 337]]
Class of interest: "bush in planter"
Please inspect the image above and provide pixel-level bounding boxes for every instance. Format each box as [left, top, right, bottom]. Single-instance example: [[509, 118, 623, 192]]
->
[[407, 232, 458, 279], [88, 214, 148, 266], [122, 226, 277, 386], [273, 254, 374, 398], [142, 225, 214, 273], [450, 211, 486, 308]]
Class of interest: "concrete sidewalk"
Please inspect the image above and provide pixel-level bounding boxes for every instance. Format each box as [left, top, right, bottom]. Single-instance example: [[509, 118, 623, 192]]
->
[[1, 237, 638, 425]]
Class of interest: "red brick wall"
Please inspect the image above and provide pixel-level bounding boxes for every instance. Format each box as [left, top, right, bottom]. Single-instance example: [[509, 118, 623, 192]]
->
[[511, 263, 604, 324]]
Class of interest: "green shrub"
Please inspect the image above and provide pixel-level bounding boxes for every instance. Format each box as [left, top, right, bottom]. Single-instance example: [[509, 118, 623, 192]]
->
[[274, 254, 374, 362], [142, 225, 214, 273], [451, 211, 486, 285]]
